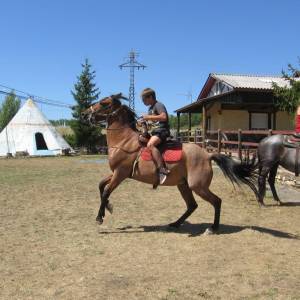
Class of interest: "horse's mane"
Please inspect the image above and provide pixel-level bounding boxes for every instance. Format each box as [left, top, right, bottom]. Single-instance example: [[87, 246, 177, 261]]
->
[[121, 104, 138, 131], [104, 94, 138, 130]]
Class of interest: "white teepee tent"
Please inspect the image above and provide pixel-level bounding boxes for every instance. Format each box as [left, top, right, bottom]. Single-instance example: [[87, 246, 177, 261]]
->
[[0, 98, 73, 156]]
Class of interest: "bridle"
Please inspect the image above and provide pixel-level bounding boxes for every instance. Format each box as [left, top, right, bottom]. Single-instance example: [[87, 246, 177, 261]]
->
[[87, 103, 136, 130], [93, 105, 123, 118]]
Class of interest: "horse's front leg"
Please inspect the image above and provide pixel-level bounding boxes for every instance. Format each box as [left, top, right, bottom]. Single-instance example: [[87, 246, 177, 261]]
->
[[96, 170, 128, 224], [99, 174, 113, 216]]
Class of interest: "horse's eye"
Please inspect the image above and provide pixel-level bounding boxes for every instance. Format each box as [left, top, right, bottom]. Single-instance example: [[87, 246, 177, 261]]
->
[[102, 103, 110, 109]]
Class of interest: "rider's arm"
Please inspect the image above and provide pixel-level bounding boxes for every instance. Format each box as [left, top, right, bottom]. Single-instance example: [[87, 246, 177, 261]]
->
[[143, 102, 168, 122], [143, 112, 167, 122], [297, 105, 300, 115]]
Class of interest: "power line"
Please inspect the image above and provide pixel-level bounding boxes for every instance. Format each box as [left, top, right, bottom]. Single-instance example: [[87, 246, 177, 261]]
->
[[177, 91, 193, 103], [0, 83, 72, 108], [119, 50, 146, 111]]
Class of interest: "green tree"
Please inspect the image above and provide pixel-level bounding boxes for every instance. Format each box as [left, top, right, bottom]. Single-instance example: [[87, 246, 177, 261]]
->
[[71, 59, 102, 152], [273, 58, 300, 115], [169, 113, 201, 129], [62, 133, 76, 148], [0, 91, 21, 131]]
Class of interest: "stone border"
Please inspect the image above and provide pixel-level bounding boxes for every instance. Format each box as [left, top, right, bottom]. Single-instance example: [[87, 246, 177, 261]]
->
[[276, 167, 300, 189]]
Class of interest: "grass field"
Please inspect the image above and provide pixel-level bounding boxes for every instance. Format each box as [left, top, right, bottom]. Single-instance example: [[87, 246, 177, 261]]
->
[[0, 156, 299, 299]]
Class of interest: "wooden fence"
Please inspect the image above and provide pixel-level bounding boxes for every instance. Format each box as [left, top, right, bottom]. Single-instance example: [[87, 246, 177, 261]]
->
[[178, 129, 294, 159]]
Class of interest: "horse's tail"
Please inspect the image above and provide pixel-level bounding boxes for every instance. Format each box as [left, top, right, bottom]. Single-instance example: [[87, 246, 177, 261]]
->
[[210, 153, 259, 197]]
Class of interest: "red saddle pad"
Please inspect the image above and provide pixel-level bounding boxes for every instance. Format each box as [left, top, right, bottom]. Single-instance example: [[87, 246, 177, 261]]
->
[[140, 147, 182, 163]]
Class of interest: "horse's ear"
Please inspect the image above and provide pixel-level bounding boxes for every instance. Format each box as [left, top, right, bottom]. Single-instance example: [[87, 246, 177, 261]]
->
[[111, 93, 129, 101], [119, 94, 129, 101], [110, 94, 121, 106]]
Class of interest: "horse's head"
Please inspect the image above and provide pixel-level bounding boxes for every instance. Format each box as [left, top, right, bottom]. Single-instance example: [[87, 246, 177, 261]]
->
[[81, 93, 128, 124]]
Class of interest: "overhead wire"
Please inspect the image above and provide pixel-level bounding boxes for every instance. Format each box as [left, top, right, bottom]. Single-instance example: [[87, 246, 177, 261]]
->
[[0, 83, 73, 108]]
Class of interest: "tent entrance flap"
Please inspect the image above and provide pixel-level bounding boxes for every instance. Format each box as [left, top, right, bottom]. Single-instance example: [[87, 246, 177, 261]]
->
[[35, 132, 48, 150]]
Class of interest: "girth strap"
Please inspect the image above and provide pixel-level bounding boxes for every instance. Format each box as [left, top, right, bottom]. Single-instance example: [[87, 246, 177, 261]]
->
[[131, 149, 142, 177]]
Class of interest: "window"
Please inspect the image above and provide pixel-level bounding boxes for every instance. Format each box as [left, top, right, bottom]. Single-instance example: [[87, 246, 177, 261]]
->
[[207, 81, 233, 97], [250, 113, 268, 130], [35, 132, 48, 150]]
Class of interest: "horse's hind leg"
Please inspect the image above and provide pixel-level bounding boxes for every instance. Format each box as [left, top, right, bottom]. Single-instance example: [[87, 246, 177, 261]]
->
[[268, 164, 281, 204], [169, 179, 198, 228], [258, 166, 270, 206], [191, 186, 222, 234]]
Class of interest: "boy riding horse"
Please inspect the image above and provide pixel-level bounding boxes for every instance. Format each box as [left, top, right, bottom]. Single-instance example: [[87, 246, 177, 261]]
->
[[140, 88, 170, 184]]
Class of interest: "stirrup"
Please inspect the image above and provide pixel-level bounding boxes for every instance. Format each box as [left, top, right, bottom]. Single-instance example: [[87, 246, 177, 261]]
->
[[160, 167, 170, 175]]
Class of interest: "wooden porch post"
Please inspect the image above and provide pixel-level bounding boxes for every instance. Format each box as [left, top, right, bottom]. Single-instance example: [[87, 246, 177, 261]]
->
[[273, 111, 277, 130], [202, 105, 207, 148], [188, 112, 192, 131], [217, 129, 221, 153], [188, 112, 192, 142], [177, 112, 180, 141], [238, 129, 242, 160]]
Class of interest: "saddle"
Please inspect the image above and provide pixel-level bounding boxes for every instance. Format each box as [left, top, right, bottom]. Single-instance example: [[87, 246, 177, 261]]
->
[[140, 140, 182, 163], [137, 120, 182, 163]]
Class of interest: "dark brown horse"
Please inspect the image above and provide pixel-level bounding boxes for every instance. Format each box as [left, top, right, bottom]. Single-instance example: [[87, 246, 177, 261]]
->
[[257, 134, 300, 205], [82, 94, 259, 234]]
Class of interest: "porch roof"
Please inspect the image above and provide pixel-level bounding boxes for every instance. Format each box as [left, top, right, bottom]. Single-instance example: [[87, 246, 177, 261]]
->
[[175, 91, 235, 113]]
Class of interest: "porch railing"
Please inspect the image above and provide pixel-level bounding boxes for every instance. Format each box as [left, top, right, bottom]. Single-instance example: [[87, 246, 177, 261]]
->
[[178, 129, 294, 159]]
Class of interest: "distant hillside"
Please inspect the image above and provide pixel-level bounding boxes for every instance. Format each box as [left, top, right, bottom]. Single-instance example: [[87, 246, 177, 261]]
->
[[55, 126, 74, 136]]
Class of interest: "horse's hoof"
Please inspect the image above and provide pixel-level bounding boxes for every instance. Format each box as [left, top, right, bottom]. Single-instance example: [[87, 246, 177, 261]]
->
[[169, 222, 180, 228], [96, 216, 103, 224], [203, 227, 215, 235], [106, 203, 113, 214], [258, 202, 266, 208], [276, 201, 282, 206]]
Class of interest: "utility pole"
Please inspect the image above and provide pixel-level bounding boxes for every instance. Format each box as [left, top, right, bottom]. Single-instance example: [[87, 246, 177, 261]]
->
[[119, 50, 146, 111]]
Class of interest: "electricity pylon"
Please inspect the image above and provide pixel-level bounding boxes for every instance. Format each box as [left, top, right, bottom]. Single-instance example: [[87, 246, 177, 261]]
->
[[119, 50, 146, 111]]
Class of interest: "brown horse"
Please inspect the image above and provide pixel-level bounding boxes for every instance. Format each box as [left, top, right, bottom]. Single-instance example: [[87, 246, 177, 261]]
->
[[82, 94, 258, 234]]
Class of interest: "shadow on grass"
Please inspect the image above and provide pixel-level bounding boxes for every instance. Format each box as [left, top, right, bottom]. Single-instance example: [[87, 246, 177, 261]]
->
[[98, 222, 299, 239]]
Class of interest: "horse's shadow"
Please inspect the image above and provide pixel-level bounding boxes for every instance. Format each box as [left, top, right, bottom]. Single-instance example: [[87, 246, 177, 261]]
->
[[265, 201, 300, 207], [98, 221, 299, 239]]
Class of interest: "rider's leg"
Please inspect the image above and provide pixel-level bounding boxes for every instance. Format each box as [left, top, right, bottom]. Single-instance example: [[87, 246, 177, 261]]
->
[[147, 136, 170, 184]]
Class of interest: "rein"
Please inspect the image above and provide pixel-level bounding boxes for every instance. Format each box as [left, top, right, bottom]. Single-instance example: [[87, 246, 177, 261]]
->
[[109, 145, 141, 154], [106, 119, 137, 131]]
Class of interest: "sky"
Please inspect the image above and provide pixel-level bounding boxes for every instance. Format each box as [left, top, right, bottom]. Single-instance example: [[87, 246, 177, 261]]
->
[[0, 0, 299, 120]]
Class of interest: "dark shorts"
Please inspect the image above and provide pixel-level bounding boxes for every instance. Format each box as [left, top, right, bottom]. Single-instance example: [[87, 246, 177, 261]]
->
[[151, 128, 170, 143]]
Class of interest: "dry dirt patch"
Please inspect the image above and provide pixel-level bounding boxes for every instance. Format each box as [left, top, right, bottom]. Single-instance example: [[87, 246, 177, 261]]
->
[[0, 156, 299, 299]]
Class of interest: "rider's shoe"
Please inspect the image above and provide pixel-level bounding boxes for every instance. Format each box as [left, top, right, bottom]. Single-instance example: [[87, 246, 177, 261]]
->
[[293, 132, 300, 138], [159, 167, 170, 184]]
